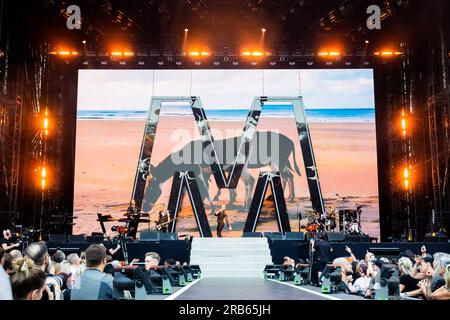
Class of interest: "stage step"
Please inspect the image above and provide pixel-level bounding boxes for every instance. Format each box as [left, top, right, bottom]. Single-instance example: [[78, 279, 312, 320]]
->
[[190, 237, 272, 278]]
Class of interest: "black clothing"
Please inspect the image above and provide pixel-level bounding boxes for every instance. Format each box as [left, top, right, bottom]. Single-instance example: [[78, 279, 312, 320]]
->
[[127, 205, 139, 215], [157, 211, 169, 232], [314, 239, 332, 263], [399, 274, 420, 292], [215, 209, 229, 238], [0, 238, 14, 253]]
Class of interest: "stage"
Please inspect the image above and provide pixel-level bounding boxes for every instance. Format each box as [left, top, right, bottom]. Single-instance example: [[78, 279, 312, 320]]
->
[[44, 238, 450, 265]]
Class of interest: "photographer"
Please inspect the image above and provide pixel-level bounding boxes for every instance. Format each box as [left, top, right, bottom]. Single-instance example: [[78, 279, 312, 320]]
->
[[1, 230, 20, 253]]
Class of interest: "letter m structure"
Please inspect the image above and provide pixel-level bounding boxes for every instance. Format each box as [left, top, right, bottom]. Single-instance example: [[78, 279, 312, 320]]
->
[[131, 96, 325, 216]]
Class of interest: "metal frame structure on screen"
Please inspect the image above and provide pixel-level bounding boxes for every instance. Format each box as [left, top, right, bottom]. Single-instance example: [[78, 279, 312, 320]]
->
[[130, 96, 325, 235]]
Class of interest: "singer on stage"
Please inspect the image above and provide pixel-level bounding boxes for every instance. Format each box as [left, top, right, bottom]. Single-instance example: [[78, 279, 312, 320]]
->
[[215, 205, 232, 237]]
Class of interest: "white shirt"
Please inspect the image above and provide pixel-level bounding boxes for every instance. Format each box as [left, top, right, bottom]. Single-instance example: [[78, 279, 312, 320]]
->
[[0, 265, 12, 300], [349, 276, 371, 294]]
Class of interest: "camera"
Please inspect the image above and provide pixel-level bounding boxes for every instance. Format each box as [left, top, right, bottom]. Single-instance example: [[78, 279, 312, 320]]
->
[[111, 226, 128, 236]]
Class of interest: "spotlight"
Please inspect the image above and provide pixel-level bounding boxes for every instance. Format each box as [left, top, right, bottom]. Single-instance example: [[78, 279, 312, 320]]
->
[[82, 61, 89, 65], [326, 61, 333, 65], [365, 40, 369, 44], [306, 60, 314, 66], [269, 60, 276, 66], [232, 60, 239, 66], [194, 60, 202, 65], [100, 60, 108, 65], [175, 58, 182, 66], [184, 28, 189, 32], [251, 61, 258, 65], [157, 58, 164, 66], [344, 59, 352, 66], [213, 58, 220, 66], [288, 59, 296, 66], [82, 40, 87, 44], [119, 61, 126, 65], [261, 28, 266, 32], [373, 50, 403, 56], [138, 61, 145, 66], [363, 61, 370, 66]]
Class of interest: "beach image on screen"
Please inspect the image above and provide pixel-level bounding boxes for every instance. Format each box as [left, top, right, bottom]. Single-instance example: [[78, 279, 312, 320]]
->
[[74, 69, 379, 238]]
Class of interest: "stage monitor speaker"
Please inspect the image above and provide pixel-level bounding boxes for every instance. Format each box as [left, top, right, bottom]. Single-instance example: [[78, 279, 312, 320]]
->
[[285, 232, 306, 241], [243, 232, 263, 238], [48, 234, 67, 243], [68, 234, 86, 242], [139, 230, 160, 242], [369, 247, 400, 258], [86, 236, 104, 243], [326, 232, 347, 242], [347, 235, 370, 243], [159, 233, 178, 240], [265, 232, 284, 240], [425, 234, 448, 242]]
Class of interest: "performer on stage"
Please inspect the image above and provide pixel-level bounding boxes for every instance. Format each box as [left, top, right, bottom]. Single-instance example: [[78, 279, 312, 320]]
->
[[215, 205, 232, 238], [1, 229, 20, 253], [127, 200, 139, 216], [157, 209, 170, 232]]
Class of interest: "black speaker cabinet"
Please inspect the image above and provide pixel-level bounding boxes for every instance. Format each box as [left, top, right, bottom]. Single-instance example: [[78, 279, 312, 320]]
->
[[326, 232, 347, 242], [285, 232, 306, 241]]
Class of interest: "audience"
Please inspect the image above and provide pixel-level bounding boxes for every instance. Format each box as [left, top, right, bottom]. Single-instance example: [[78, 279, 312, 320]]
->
[[430, 264, 450, 300], [343, 262, 371, 295], [10, 257, 46, 300], [9, 249, 22, 260], [0, 261, 12, 300], [70, 244, 114, 300], [2, 236, 449, 301], [144, 252, 161, 270]]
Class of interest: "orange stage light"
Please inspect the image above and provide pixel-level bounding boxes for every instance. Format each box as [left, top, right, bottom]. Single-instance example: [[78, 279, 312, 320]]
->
[[124, 52, 135, 56], [49, 50, 78, 56], [318, 50, 342, 57], [374, 50, 403, 56], [111, 52, 123, 56], [241, 51, 265, 57]]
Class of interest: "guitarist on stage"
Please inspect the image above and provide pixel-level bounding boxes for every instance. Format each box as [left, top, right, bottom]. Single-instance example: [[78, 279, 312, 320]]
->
[[157, 209, 170, 232]]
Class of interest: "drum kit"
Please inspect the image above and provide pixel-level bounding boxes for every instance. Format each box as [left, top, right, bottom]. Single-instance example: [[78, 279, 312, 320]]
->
[[304, 200, 368, 236]]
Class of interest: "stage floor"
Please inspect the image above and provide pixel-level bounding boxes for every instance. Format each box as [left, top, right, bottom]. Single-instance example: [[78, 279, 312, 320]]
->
[[154, 278, 367, 300]]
